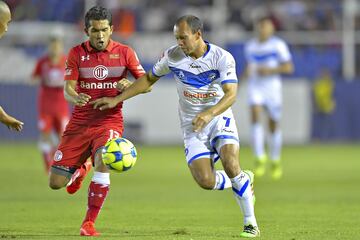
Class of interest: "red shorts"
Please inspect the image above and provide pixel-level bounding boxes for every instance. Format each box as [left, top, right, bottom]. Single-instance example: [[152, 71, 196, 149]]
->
[[52, 122, 123, 169], [38, 112, 69, 134]]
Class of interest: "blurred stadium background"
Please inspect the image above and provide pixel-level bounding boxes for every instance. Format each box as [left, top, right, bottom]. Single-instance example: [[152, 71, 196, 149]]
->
[[1, 0, 360, 144]]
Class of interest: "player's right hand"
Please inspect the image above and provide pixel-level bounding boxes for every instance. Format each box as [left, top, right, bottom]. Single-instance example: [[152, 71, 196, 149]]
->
[[192, 111, 213, 133], [1, 116, 24, 131], [74, 93, 91, 106], [116, 78, 132, 92]]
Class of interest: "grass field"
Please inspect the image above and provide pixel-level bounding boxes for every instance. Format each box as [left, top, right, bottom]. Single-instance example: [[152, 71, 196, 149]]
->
[[0, 143, 359, 240]]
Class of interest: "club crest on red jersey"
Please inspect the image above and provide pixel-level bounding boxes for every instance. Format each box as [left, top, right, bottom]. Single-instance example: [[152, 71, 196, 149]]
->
[[54, 150, 63, 162], [93, 65, 108, 80]]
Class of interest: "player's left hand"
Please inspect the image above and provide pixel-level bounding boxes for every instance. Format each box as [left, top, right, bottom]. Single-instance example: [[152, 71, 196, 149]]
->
[[116, 78, 132, 92], [91, 97, 119, 111], [192, 112, 213, 132]]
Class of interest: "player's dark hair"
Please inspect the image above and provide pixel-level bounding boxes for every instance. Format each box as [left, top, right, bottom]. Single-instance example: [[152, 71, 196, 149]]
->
[[175, 15, 203, 34], [85, 6, 112, 30]]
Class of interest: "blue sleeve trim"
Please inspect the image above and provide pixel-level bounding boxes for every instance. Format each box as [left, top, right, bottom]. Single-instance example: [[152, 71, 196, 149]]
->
[[221, 79, 238, 85], [151, 67, 163, 78]]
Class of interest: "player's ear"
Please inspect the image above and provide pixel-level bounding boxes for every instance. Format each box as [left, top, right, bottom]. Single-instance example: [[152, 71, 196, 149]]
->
[[110, 25, 114, 35], [84, 28, 89, 37], [196, 30, 202, 40]]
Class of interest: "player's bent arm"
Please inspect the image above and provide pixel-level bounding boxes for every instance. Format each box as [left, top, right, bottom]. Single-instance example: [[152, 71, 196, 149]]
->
[[64, 80, 91, 106], [260, 61, 294, 75], [279, 61, 294, 74], [64, 80, 79, 104], [205, 83, 238, 117], [192, 83, 237, 132], [273, 61, 294, 75]]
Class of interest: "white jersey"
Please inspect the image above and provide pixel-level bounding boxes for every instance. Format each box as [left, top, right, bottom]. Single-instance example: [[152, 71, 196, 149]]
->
[[152, 42, 239, 164], [245, 36, 292, 120], [152, 42, 238, 125], [245, 36, 291, 87]]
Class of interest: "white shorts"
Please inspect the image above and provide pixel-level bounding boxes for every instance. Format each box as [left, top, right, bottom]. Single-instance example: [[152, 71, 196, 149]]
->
[[181, 109, 239, 165], [248, 83, 282, 121]]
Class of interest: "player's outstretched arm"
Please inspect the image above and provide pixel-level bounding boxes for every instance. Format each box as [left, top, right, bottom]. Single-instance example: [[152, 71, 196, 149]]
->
[[0, 106, 24, 131], [257, 61, 294, 76], [64, 80, 91, 106], [192, 83, 237, 132], [116, 78, 152, 93], [91, 71, 159, 111]]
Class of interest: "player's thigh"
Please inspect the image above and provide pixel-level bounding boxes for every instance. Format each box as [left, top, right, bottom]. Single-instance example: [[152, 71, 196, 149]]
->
[[264, 87, 282, 123], [210, 110, 239, 153], [250, 105, 264, 123], [51, 126, 92, 180], [184, 132, 217, 186], [91, 125, 124, 173], [210, 111, 240, 177], [248, 87, 265, 120]]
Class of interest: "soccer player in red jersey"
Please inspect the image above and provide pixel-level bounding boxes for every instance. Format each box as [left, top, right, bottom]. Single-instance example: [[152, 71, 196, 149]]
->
[[48, 6, 146, 236], [31, 37, 69, 172], [0, 1, 24, 131]]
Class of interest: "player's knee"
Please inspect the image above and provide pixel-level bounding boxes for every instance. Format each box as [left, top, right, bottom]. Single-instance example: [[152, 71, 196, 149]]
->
[[195, 174, 215, 190], [49, 181, 63, 190], [48, 175, 67, 190]]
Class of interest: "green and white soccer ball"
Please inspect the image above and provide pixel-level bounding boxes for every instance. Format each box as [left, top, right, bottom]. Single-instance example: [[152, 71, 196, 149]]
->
[[102, 137, 137, 172]]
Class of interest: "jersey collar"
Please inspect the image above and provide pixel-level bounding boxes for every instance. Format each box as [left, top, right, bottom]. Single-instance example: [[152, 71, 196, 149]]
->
[[85, 39, 115, 53], [202, 41, 211, 58]]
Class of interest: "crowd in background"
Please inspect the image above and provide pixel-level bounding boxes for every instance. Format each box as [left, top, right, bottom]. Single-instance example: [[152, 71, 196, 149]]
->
[[7, 0, 343, 32]]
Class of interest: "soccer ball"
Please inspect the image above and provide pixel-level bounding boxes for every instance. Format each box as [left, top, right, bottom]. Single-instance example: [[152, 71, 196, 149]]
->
[[102, 137, 137, 172]]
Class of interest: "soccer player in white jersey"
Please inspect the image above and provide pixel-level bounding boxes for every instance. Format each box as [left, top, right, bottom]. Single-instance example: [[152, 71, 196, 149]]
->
[[242, 16, 294, 179], [92, 15, 260, 238]]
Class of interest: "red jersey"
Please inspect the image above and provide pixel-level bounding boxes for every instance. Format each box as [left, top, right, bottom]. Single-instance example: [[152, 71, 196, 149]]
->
[[32, 55, 69, 115], [64, 40, 145, 126]]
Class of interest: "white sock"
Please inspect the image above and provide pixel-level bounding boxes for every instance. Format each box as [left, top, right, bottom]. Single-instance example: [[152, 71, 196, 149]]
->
[[38, 140, 52, 153], [213, 170, 232, 190], [231, 172, 257, 226], [92, 171, 110, 185], [251, 123, 265, 158], [269, 129, 282, 161]]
